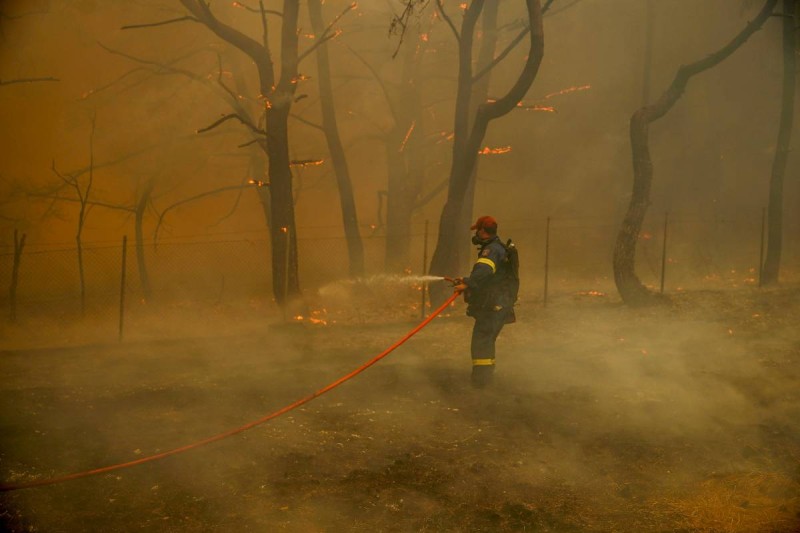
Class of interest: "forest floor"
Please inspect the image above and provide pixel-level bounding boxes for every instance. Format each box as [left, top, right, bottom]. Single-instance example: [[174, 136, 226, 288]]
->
[[1, 283, 799, 532]]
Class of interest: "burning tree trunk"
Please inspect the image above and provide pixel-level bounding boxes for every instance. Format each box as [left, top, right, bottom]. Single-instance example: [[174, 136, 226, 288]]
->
[[179, 0, 302, 305], [614, 0, 777, 305], [429, 0, 544, 288], [761, 0, 796, 285], [308, 0, 364, 278]]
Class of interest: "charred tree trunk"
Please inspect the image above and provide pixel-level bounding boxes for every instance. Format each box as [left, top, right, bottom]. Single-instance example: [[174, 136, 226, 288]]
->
[[308, 0, 364, 278], [459, 0, 499, 259], [761, 0, 796, 285], [429, 0, 544, 298], [9, 229, 26, 322], [386, 39, 425, 272], [134, 179, 154, 302], [180, 0, 302, 305], [614, 0, 777, 305]]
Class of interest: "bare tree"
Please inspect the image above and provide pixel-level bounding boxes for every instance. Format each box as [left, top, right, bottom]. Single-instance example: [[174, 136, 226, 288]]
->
[[613, 0, 777, 305], [175, 0, 302, 306], [51, 114, 98, 316], [428, 0, 545, 287], [308, 0, 365, 277], [761, 0, 797, 285]]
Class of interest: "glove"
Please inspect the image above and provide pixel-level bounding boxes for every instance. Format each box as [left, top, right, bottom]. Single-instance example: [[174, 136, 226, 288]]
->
[[453, 277, 467, 293]]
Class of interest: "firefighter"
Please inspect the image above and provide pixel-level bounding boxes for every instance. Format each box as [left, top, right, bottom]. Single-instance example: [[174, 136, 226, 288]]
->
[[454, 215, 514, 388]]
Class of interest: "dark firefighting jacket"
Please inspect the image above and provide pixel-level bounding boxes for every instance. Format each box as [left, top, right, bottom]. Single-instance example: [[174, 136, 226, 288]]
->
[[463, 236, 514, 313]]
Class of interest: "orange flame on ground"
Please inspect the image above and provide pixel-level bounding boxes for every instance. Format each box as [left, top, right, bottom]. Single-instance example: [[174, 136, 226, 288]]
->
[[575, 290, 606, 297], [478, 146, 512, 155]]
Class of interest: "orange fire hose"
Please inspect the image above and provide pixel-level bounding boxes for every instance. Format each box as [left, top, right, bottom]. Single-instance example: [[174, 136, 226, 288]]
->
[[0, 290, 461, 492]]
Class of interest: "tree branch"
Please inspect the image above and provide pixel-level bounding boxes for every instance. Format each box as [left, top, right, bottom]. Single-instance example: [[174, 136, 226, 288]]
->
[[121, 16, 198, 30], [197, 113, 265, 135], [0, 77, 59, 86]]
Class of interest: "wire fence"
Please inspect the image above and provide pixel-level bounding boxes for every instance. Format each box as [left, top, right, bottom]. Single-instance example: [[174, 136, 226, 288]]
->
[[1, 211, 798, 347]]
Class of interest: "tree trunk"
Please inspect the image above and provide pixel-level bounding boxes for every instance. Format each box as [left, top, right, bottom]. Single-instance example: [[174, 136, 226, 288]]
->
[[459, 0, 499, 261], [614, 0, 777, 305], [9, 230, 26, 322], [308, 0, 364, 278], [180, 0, 302, 305], [429, 0, 544, 300], [134, 179, 154, 302], [761, 0, 796, 285], [385, 32, 426, 272]]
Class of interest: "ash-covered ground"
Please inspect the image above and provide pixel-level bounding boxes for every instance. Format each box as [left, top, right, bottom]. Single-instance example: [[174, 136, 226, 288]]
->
[[1, 284, 799, 532]]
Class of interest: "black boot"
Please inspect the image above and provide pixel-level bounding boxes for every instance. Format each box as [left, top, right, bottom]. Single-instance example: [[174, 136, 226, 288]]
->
[[471, 364, 494, 388]]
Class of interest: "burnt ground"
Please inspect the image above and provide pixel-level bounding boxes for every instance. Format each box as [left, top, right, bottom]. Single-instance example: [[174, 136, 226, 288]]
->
[[0, 286, 799, 532]]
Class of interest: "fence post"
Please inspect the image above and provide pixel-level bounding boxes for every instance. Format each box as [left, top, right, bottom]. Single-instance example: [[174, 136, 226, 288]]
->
[[758, 207, 766, 288], [421, 219, 429, 319], [283, 227, 290, 321], [660, 211, 668, 294], [119, 235, 127, 342], [544, 216, 550, 307], [10, 229, 26, 323]]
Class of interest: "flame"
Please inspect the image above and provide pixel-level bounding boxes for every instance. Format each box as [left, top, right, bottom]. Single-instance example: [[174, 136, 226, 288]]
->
[[420, 33, 429, 42], [517, 103, 556, 112], [291, 74, 311, 84], [294, 308, 329, 325], [478, 146, 512, 155], [248, 179, 269, 188], [398, 121, 416, 152], [514, 84, 592, 113], [542, 84, 592, 100], [290, 159, 324, 167], [576, 290, 606, 297]]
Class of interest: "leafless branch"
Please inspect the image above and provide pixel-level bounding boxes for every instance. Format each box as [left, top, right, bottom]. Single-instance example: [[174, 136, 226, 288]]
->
[[154, 184, 253, 243], [298, 3, 355, 63], [197, 113, 265, 135], [0, 77, 59, 86], [121, 16, 198, 30], [230, 1, 282, 16], [435, 0, 459, 42], [472, 24, 530, 84], [290, 112, 324, 131]]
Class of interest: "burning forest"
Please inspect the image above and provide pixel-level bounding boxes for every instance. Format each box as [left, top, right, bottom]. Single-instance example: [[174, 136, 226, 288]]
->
[[0, 0, 799, 531]]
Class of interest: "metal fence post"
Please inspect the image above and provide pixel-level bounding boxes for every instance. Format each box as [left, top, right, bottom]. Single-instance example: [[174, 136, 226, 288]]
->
[[660, 211, 668, 294], [119, 235, 127, 342], [421, 219, 429, 319], [758, 207, 766, 288], [544, 216, 550, 307]]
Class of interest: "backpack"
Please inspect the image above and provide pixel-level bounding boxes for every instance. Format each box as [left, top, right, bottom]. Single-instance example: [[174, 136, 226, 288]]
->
[[501, 239, 520, 304]]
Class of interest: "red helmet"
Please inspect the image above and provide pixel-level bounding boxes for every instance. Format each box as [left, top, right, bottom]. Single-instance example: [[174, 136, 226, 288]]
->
[[470, 215, 497, 234]]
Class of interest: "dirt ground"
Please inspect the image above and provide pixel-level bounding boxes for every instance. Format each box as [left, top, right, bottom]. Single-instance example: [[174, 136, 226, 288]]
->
[[1, 284, 799, 532]]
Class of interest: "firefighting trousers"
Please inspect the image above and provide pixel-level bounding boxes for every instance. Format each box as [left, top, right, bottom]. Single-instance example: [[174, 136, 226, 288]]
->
[[470, 306, 510, 365]]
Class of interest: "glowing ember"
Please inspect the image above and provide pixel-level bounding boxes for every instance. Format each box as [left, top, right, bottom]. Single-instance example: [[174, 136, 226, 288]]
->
[[478, 146, 512, 155], [248, 179, 269, 188], [542, 84, 592, 100], [398, 121, 416, 152], [576, 290, 607, 297], [290, 159, 324, 167]]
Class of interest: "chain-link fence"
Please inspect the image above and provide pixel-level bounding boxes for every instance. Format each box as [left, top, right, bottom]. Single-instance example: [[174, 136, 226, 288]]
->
[[2, 211, 798, 347]]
